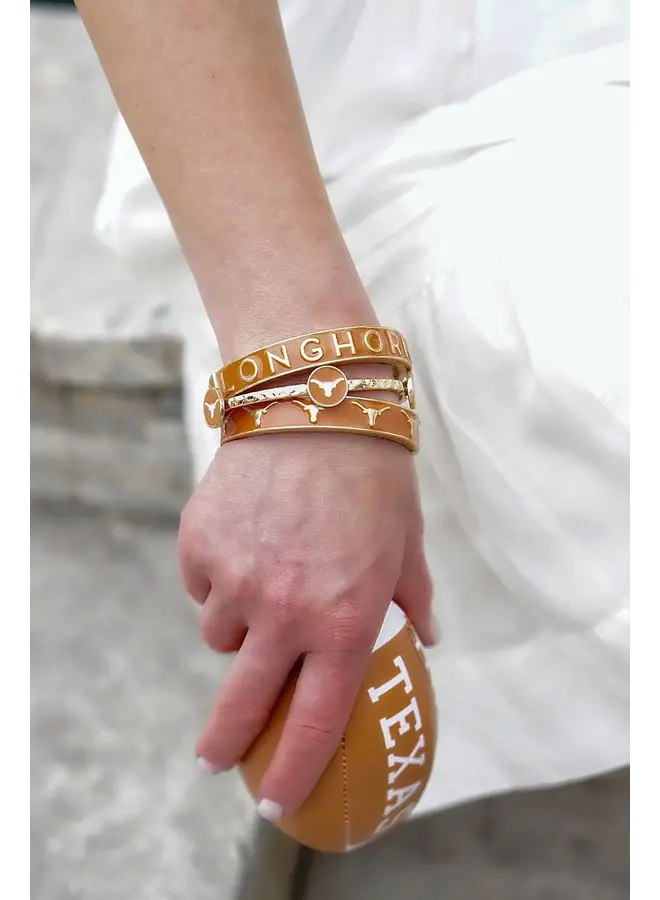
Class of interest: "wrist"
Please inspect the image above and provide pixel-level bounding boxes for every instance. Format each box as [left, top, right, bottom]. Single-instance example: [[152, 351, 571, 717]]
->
[[215, 303, 379, 363], [199, 250, 377, 361]]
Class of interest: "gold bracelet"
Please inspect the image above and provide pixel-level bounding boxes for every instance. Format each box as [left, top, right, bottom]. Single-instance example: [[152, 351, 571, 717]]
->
[[222, 396, 420, 453], [211, 326, 413, 400], [203, 364, 411, 428]]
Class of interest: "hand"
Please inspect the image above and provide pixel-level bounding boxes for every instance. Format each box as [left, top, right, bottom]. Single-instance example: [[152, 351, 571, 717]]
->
[[178, 431, 437, 819]]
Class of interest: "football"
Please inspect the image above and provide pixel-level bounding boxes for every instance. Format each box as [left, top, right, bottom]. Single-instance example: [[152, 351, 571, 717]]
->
[[239, 602, 437, 853]]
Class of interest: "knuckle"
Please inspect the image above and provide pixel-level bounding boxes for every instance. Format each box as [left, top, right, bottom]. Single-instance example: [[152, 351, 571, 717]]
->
[[199, 608, 243, 654], [178, 507, 207, 561], [264, 587, 306, 624], [210, 633, 244, 654], [199, 615, 225, 652], [323, 606, 376, 651], [212, 557, 246, 593], [199, 613, 218, 650]]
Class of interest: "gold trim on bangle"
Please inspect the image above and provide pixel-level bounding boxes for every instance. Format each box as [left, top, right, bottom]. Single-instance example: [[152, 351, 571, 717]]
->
[[228, 375, 405, 412], [221, 396, 420, 452], [403, 373, 416, 409]]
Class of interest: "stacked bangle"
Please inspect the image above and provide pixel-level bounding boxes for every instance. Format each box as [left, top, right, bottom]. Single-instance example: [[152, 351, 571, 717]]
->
[[203, 327, 419, 452]]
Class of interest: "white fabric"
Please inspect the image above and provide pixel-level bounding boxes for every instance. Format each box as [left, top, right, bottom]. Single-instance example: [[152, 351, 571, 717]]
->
[[95, 4, 629, 817]]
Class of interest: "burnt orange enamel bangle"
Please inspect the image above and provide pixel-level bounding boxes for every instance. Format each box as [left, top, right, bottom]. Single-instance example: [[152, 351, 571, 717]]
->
[[211, 326, 413, 400], [221, 397, 420, 453]]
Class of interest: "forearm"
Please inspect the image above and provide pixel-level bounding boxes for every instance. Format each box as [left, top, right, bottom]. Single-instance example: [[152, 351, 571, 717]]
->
[[75, 0, 376, 360]]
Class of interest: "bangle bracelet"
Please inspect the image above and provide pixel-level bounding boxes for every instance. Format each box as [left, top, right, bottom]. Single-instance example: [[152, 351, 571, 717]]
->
[[203, 364, 410, 429], [221, 396, 420, 453], [211, 326, 413, 400]]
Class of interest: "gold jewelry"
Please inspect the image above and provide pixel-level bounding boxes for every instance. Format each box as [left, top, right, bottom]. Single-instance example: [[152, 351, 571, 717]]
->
[[204, 365, 407, 428], [211, 326, 412, 400], [222, 396, 420, 453]]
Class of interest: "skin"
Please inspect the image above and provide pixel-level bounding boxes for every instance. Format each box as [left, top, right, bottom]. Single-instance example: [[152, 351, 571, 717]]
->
[[75, 0, 436, 818]]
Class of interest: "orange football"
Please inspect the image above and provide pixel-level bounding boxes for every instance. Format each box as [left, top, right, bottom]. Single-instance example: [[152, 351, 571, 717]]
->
[[239, 602, 437, 852]]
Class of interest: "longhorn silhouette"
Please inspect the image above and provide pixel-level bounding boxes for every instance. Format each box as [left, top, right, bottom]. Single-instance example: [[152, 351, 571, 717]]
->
[[292, 400, 322, 423], [205, 398, 221, 417], [351, 400, 390, 428], [249, 401, 278, 427], [309, 376, 345, 398]]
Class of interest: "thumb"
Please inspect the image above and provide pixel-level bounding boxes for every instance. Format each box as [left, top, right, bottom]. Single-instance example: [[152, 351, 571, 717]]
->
[[394, 535, 440, 648]]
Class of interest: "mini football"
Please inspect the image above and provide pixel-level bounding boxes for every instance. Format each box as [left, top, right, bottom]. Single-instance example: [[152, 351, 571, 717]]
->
[[239, 602, 436, 853]]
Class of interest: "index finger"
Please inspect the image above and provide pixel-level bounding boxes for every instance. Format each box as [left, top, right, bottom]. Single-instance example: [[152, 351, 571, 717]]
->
[[254, 648, 371, 820], [196, 628, 296, 772]]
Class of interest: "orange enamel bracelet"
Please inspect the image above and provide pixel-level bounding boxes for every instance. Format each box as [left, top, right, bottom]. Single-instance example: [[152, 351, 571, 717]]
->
[[221, 397, 420, 453], [211, 326, 413, 400]]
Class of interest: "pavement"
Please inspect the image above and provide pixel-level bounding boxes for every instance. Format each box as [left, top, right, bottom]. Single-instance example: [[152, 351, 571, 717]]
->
[[30, 7, 629, 899], [31, 505, 629, 900], [31, 506, 259, 900]]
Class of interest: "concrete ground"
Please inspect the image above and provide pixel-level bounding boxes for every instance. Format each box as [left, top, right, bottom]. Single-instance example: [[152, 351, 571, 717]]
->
[[31, 505, 629, 900], [31, 7, 629, 899], [31, 505, 258, 900]]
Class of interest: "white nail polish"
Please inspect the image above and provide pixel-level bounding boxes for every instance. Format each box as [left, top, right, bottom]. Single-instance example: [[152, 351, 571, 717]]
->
[[197, 757, 223, 775], [257, 799, 284, 821]]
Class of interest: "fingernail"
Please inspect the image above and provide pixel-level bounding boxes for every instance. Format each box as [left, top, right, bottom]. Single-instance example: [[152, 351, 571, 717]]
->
[[257, 799, 284, 821], [197, 757, 223, 775]]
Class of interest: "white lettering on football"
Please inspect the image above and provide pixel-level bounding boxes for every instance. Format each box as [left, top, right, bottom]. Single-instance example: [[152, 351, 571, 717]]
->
[[383, 781, 422, 817], [379, 697, 422, 750], [387, 734, 426, 785], [367, 655, 413, 704]]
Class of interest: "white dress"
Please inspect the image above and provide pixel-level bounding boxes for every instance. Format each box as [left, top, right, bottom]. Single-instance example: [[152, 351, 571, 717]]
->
[[95, 2, 630, 815]]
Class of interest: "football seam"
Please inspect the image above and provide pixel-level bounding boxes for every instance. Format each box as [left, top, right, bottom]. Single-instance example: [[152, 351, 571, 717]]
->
[[340, 733, 350, 849]]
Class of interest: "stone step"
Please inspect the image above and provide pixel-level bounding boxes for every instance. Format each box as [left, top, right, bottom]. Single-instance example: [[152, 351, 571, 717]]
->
[[31, 420, 190, 516], [31, 8, 191, 515]]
